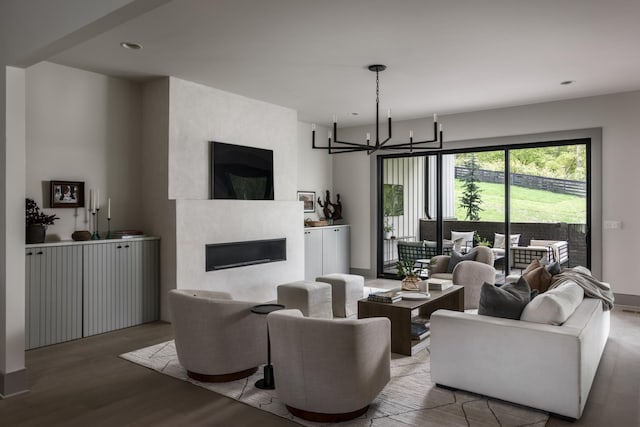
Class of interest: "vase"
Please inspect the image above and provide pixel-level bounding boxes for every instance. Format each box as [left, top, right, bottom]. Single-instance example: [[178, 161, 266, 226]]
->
[[26, 224, 46, 244], [401, 275, 420, 291]]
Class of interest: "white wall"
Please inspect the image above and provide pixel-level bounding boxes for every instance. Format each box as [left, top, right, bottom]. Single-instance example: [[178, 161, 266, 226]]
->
[[141, 78, 175, 321], [296, 122, 332, 220], [335, 91, 640, 297], [26, 62, 144, 240], [1, 67, 26, 389]]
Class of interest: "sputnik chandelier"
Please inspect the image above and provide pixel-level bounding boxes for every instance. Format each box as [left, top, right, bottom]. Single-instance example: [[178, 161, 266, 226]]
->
[[312, 64, 444, 155]]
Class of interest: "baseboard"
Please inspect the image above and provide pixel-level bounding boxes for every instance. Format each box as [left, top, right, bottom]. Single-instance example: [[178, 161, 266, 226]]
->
[[613, 293, 640, 309], [0, 368, 28, 398]]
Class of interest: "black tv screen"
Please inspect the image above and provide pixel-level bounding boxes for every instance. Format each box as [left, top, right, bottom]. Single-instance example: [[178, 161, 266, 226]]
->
[[211, 141, 274, 200]]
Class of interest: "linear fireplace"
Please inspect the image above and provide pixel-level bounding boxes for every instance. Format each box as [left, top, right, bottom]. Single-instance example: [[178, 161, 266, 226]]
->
[[205, 238, 286, 271]]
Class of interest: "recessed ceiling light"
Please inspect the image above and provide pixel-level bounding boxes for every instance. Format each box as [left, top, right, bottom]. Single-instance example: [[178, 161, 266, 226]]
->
[[560, 80, 574, 85], [120, 42, 142, 50]]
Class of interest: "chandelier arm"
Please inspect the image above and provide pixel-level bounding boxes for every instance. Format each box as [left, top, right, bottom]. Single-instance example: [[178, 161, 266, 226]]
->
[[379, 141, 443, 150], [313, 131, 377, 150], [325, 147, 371, 154], [332, 140, 374, 147]]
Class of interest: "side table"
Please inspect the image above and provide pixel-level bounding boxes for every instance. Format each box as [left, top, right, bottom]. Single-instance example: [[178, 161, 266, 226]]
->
[[251, 303, 285, 389]]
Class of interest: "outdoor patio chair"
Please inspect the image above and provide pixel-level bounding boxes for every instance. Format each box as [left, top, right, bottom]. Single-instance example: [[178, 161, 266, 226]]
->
[[510, 239, 569, 269]]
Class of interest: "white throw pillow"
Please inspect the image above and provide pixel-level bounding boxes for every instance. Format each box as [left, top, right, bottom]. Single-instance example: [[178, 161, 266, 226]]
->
[[520, 282, 584, 325], [493, 233, 521, 249], [451, 231, 475, 252]]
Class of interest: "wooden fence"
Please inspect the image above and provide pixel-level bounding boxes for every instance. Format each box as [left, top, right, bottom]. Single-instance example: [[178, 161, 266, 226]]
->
[[455, 167, 586, 197]]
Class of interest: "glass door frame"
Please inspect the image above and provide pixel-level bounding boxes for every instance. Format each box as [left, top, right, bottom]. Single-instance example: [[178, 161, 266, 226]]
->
[[376, 138, 591, 278]]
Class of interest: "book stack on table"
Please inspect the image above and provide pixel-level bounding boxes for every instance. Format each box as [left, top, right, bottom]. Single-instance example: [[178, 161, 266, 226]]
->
[[427, 278, 453, 291], [410, 320, 431, 341], [367, 290, 402, 304]]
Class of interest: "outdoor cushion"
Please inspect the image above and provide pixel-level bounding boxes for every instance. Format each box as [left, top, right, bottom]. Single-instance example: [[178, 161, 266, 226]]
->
[[451, 231, 475, 252], [493, 233, 521, 249]]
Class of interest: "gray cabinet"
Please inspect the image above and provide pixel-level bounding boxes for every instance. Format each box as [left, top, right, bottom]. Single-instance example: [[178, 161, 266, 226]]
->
[[25, 245, 83, 350], [322, 226, 350, 274], [83, 239, 160, 336], [304, 228, 324, 280], [304, 225, 350, 280], [25, 238, 160, 348]]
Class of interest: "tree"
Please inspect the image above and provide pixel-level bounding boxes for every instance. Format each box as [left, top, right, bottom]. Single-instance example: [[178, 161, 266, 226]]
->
[[459, 154, 483, 221]]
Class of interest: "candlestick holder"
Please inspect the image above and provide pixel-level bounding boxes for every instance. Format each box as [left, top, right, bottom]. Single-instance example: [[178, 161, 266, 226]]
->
[[106, 218, 111, 239], [91, 209, 101, 240]]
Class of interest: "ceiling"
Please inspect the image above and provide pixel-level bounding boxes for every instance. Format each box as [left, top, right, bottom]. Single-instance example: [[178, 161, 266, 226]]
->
[[50, 0, 640, 127]]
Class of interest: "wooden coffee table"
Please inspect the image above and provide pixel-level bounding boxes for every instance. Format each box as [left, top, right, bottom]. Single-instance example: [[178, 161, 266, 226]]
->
[[358, 285, 464, 356]]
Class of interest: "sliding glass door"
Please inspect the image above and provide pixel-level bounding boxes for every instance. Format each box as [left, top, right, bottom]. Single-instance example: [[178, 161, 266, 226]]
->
[[378, 140, 590, 279]]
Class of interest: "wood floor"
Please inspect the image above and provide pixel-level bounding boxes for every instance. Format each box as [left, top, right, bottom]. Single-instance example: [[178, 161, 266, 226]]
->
[[1, 307, 638, 426]]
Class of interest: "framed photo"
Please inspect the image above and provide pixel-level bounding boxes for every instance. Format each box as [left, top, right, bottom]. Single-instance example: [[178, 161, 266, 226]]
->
[[50, 181, 85, 208], [297, 191, 316, 213]]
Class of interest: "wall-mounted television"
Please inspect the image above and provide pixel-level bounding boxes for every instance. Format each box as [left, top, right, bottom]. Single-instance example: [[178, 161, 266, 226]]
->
[[210, 141, 274, 200]]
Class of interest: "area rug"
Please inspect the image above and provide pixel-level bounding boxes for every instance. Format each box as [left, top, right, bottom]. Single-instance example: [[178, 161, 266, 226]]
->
[[121, 341, 548, 427]]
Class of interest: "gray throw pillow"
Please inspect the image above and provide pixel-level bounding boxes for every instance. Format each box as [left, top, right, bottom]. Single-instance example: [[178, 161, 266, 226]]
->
[[446, 250, 477, 273], [478, 276, 531, 320], [545, 261, 561, 276]]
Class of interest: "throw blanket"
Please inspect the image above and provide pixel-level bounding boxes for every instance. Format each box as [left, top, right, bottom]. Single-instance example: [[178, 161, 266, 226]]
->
[[549, 267, 614, 310]]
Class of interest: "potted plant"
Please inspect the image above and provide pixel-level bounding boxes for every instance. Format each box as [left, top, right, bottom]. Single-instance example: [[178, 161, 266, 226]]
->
[[396, 259, 421, 291], [383, 223, 393, 240], [26, 198, 58, 244], [474, 231, 492, 247]]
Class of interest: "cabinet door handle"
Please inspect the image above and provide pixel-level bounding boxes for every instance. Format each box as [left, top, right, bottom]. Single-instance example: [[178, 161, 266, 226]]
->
[[26, 252, 33, 256], [37, 251, 43, 255], [117, 245, 122, 249], [125, 245, 130, 248]]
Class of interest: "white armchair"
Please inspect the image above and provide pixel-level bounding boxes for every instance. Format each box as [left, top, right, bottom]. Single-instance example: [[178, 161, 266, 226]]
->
[[267, 309, 391, 422], [168, 289, 267, 382], [429, 246, 496, 310]]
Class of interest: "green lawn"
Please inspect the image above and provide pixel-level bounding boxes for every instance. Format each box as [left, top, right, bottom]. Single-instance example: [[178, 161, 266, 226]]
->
[[454, 179, 586, 223]]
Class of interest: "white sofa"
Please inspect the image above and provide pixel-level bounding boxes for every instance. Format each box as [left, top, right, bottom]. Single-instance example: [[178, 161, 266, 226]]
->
[[430, 296, 610, 419]]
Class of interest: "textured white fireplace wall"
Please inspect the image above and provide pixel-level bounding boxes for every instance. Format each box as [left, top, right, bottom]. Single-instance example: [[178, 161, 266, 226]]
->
[[168, 77, 303, 303], [168, 77, 297, 200], [175, 200, 304, 302]]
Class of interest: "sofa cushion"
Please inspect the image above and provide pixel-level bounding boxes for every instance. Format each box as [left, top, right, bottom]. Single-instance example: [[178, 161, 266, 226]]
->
[[478, 277, 531, 320], [545, 261, 561, 276], [446, 250, 477, 273], [522, 260, 553, 292], [520, 282, 584, 325]]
